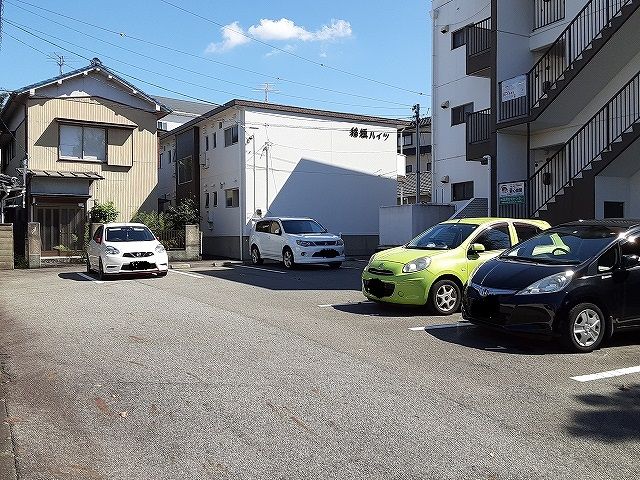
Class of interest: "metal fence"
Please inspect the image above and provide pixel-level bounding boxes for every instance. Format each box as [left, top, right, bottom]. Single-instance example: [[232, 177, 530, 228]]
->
[[533, 0, 566, 30], [466, 108, 492, 144], [467, 17, 492, 56], [154, 229, 186, 250]]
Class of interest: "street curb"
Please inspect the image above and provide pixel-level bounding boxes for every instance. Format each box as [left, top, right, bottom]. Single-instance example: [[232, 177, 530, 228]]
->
[[170, 263, 191, 270], [212, 261, 243, 267], [0, 365, 17, 480]]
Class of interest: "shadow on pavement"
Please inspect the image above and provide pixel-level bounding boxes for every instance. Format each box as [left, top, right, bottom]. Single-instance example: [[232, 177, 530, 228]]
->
[[567, 383, 640, 443], [331, 301, 427, 318], [57, 272, 162, 282], [58, 272, 95, 282]]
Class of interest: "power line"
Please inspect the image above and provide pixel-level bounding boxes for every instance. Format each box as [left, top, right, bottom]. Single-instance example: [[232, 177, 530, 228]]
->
[[3, 19, 412, 113], [6, 0, 424, 104], [157, 0, 426, 97]]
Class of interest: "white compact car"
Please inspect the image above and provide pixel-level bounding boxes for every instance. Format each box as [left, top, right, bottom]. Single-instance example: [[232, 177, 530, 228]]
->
[[249, 217, 346, 269], [87, 223, 169, 279]]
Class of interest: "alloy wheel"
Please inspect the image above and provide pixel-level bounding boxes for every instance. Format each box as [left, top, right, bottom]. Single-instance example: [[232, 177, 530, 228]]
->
[[435, 284, 458, 313], [283, 250, 293, 269], [573, 308, 601, 348]]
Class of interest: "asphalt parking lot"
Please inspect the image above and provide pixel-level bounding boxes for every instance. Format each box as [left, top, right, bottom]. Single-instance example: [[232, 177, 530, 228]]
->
[[1, 260, 639, 479]]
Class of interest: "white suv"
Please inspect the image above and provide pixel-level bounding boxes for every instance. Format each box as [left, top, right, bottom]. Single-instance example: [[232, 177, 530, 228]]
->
[[87, 223, 169, 279], [249, 217, 346, 269]]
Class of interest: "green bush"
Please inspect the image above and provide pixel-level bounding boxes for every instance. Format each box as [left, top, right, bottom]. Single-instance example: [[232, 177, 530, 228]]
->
[[132, 210, 171, 232], [165, 197, 200, 229], [89, 201, 119, 223]]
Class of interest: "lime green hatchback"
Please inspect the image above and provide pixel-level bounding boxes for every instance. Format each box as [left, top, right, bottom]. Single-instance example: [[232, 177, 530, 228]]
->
[[362, 218, 550, 315]]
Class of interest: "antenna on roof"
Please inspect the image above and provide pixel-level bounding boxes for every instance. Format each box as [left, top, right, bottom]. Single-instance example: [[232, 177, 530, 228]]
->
[[254, 83, 279, 103]]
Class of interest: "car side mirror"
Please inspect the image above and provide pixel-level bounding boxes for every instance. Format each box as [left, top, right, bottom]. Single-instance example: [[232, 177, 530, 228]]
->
[[622, 254, 640, 269], [469, 243, 486, 254]]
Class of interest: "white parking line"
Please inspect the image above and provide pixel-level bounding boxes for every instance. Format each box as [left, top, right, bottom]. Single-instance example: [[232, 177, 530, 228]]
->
[[76, 273, 104, 284], [410, 321, 472, 331], [169, 269, 205, 279], [237, 265, 287, 275], [570, 366, 640, 383]]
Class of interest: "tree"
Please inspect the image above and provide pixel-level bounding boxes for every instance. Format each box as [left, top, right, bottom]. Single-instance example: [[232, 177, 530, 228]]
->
[[165, 197, 200, 229]]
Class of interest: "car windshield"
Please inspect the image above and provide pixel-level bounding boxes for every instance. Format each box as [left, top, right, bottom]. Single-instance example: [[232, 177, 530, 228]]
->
[[406, 223, 479, 250], [282, 220, 326, 234], [106, 226, 155, 242], [502, 226, 619, 265]]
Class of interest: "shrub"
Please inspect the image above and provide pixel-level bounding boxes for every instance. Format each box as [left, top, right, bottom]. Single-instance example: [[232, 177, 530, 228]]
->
[[89, 201, 119, 223], [165, 197, 200, 229]]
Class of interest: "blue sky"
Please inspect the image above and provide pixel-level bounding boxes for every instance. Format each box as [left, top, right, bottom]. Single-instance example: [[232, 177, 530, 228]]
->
[[0, 0, 431, 119]]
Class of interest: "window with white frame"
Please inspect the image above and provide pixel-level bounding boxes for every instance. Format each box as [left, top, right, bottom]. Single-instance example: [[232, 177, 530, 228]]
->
[[59, 124, 106, 161], [224, 125, 238, 147], [225, 188, 239, 208], [177, 156, 193, 185]]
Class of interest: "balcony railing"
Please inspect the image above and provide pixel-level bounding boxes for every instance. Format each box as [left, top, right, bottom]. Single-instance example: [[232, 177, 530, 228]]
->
[[529, 69, 640, 216], [467, 17, 492, 56], [533, 0, 566, 30], [500, 0, 632, 122], [466, 108, 492, 144]]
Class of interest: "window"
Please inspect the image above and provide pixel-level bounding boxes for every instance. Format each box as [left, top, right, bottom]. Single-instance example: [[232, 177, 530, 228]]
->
[[473, 224, 512, 251], [218, 121, 223, 129], [177, 156, 193, 185], [451, 181, 474, 201], [597, 245, 618, 273], [452, 26, 467, 49], [205, 192, 210, 208], [406, 164, 413, 174], [425, 162, 432, 172], [224, 125, 238, 147], [59, 124, 106, 161], [205, 135, 209, 151], [106, 226, 155, 242], [255, 220, 270, 233], [93, 226, 103, 243], [225, 188, 239, 208], [213, 191, 218, 207], [168, 150, 172, 163], [212, 132, 217, 149], [451, 103, 474, 126], [407, 223, 479, 250], [282, 220, 326, 234], [269, 221, 282, 235], [604, 201, 624, 218], [402, 133, 413, 146], [514, 223, 543, 243]]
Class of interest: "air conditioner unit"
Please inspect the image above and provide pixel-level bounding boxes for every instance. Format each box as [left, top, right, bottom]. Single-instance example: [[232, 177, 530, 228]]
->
[[440, 101, 450, 109], [441, 175, 450, 184], [440, 25, 449, 34]]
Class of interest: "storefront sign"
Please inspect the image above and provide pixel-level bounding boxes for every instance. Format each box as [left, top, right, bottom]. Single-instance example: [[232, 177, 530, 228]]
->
[[501, 75, 527, 102], [499, 181, 525, 205]]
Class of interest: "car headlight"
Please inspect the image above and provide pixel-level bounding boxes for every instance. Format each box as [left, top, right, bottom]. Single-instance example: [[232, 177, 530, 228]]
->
[[155, 244, 166, 254], [336, 239, 344, 246], [105, 246, 120, 256], [516, 271, 574, 295], [402, 256, 431, 273], [296, 240, 316, 247]]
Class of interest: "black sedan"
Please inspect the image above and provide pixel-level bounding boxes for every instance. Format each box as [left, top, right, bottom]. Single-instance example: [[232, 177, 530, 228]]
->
[[462, 219, 640, 352]]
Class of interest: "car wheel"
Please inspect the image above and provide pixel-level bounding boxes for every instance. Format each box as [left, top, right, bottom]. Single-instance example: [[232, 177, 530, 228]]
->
[[86, 256, 93, 273], [157, 271, 167, 277], [563, 303, 606, 353], [98, 258, 106, 281], [251, 246, 263, 265], [328, 262, 342, 269], [283, 248, 295, 270], [429, 279, 462, 315]]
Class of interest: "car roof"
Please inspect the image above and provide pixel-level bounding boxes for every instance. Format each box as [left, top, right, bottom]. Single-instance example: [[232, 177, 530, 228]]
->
[[558, 218, 640, 230], [258, 217, 315, 221], [441, 217, 549, 227], [102, 223, 149, 227]]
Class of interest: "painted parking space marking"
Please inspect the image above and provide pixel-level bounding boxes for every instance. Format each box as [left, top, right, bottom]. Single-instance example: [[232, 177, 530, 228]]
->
[[168, 270, 205, 279], [76, 273, 104, 284], [318, 301, 372, 308], [410, 321, 472, 331], [237, 265, 287, 275], [570, 365, 640, 382]]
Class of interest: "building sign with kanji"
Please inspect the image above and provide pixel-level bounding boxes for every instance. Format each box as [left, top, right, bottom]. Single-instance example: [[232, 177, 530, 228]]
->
[[349, 127, 390, 141]]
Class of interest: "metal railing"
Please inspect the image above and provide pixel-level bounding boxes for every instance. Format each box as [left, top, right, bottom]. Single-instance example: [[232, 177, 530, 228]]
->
[[467, 17, 492, 56], [466, 108, 492, 144], [534, 0, 566, 30], [529, 70, 640, 216], [500, 0, 632, 122], [154, 229, 186, 250]]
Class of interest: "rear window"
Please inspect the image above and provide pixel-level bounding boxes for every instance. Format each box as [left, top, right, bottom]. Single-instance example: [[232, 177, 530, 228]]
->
[[514, 223, 543, 243], [106, 226, 155, 242]]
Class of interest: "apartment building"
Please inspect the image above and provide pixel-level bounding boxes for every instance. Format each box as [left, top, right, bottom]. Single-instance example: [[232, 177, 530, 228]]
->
[[159, 100, 400, 259], [432, 0, 640, 223], [397, 117, 432, 204]]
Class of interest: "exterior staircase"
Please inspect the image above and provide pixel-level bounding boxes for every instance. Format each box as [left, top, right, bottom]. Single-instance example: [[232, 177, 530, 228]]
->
[[529, 70, 640, 223], [450, 198, 489, 219], [500, 0, 640, 123]]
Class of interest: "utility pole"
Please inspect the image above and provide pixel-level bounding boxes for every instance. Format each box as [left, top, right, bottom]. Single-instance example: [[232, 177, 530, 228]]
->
[[264, 142, 270, 214], [413, 104, 421, 203]]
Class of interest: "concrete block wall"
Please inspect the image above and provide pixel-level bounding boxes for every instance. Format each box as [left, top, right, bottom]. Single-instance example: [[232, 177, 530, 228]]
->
[[167, 225, 201, 262], [0, 224, 14, 270]]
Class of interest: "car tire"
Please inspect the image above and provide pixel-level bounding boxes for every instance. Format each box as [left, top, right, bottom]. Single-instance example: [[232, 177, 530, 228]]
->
[[563, 303, 606, 353], [157, 271, 168, 277], [86, 256, 93, 273], [283, 248, 295, 270], [328, 262, 342, 269], [428, 279, 462, 316], [251, 246, 263, 265], [98, 258, 106, 281]]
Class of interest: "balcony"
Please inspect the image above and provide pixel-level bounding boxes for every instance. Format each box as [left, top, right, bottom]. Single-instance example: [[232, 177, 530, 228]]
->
[[533, 0, 566, 30], [466, 17, 493, 77], [466, 108, 494, 161]]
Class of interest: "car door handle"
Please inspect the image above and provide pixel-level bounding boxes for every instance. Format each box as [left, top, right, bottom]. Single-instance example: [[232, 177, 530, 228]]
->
[[602, 274, 612, 279]]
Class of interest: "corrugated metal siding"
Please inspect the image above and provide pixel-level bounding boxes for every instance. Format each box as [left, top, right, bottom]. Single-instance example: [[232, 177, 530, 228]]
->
[[4, 121, 26, 177], [26, 97, 158, 221]]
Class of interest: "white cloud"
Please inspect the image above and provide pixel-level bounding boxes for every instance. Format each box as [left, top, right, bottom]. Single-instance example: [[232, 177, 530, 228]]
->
[[205, 21, 250, 53], [205, 18, 352, 53]]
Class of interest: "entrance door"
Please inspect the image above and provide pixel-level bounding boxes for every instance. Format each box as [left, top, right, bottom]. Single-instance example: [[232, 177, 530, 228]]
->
[[35, 205, 86, 256]]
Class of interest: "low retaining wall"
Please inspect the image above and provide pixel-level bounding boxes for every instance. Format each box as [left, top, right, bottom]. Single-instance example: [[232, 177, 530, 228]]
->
[[0, 224, 14, 270], [166, 225, 200, 262]]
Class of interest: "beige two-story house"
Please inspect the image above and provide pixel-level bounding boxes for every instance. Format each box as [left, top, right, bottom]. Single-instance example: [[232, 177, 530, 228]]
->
[[0, 59, 170, 256]]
